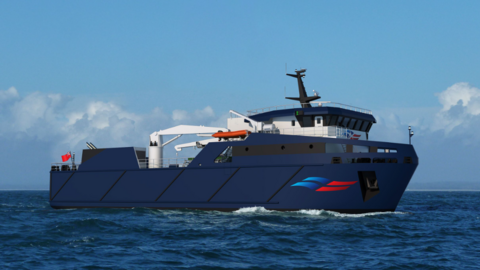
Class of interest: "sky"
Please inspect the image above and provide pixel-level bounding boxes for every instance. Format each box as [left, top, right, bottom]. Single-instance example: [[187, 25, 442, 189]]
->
[[1, 0, 480, 189]]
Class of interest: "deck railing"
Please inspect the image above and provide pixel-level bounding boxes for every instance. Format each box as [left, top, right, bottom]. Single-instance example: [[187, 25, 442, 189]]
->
[[51, 162, 80, 171], [246, 101, 372, 116], [138, 158, 194, 169], [262, 126, 353, 139]]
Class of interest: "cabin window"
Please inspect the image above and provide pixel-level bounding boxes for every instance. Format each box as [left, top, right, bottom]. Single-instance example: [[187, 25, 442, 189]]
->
[[377, 148, 397, 153], [341, 117, 350, 127], [323, 115, 331, 126], [316, 118, 321, 124], [215, 146, 233, 163], [352, 145, 369, 153], [337, 116, 344, 126], [291, 120, 295, 126], [329, 116, 338, 126], [354, 120, 363, 130], [326, 143, 346, 153], [360, 121, 370, 131], [348, 119, 357, 129], [303, 116, 313, 127]]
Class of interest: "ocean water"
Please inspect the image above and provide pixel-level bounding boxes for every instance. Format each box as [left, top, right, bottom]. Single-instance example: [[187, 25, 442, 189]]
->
[[1, 191, 479, 269]]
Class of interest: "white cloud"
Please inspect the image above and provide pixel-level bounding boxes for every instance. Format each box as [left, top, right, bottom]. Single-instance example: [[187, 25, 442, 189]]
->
[[0, 87, 19, 102], [0, 88, 225, 165], [371, 82, 480, 144], [432, 82, 480, 134], [172, 109, 188, 121], [436, 82, 480, 114]]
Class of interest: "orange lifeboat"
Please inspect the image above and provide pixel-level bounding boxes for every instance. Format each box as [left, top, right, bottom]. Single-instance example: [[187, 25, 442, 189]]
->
[[212, 130, 251, 139]]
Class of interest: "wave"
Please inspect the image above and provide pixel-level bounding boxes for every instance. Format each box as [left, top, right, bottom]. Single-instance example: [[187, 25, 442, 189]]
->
[[234, 206, 408, 217]]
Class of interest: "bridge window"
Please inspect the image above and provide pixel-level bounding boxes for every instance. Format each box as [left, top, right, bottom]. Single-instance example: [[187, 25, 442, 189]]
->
[[323, 115, 331, 126], [303, 116, 313, 127], [360, 121, 370, 131], [329, 116, 338, 126], [354, 120, 363, 130], [348, 119, 357, 129], [337, 116, 344, 126], [340, 117, 350, 127]]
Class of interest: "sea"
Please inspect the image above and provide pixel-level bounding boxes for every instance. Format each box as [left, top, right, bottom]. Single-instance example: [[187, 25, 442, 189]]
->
[[1, 191, 479, 269]]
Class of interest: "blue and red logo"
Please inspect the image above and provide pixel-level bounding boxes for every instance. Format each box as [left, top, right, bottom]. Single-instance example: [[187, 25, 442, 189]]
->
[[344, 130, 361, 140], [291, 177, 358, 192]]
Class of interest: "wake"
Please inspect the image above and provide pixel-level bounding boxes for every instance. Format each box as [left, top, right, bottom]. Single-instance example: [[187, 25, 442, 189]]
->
[[234, 206, 408, 218]]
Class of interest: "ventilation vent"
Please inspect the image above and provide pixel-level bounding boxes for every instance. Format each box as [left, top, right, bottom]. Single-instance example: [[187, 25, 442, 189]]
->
[[331, 157, 342, 164], [404, 157, 413, 164]]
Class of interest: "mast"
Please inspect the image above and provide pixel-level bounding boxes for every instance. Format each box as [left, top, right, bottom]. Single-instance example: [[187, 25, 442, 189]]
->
[[285, 69, 320, 108]]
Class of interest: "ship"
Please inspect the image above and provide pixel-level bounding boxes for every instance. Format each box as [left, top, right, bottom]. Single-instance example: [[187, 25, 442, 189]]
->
[[49, 69, 418, 213]]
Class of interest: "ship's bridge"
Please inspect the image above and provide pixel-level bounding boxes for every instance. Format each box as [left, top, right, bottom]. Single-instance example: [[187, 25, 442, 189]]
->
[[228, 101, 376, 140]]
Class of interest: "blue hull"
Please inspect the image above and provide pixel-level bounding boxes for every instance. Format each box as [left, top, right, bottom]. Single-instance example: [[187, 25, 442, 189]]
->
[[49, 134, 418, 213]]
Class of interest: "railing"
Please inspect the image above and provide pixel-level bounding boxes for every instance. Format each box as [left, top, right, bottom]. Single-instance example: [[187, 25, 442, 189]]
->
[[138, 158, 194, 169], [51, 162, 80, 171], [262, 126, 352, 139], [246, 101, 372, 116]]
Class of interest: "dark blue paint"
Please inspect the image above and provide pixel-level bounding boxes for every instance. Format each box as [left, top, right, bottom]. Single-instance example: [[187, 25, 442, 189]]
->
[[158, 168, 230, 202], [53, 171, 124, 202], [249, 107, 376, 123], [102, 169, 182, 202], [210, 166, 301, 203], [50, 172, 73, 199], [78, 147, 139, 171], [50, 134, 417, 212]]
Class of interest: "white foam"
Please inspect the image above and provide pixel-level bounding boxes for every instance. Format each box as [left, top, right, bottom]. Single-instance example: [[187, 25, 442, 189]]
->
[[234, 206, 274, 214], [234, 207, 407, 218], [298, 209, 408, 218]]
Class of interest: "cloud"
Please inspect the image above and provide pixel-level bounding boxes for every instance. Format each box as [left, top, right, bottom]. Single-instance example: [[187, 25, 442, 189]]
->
[[0, 87, 19, 102], [172, 106, 216, 123], [436, 82, 480, 114], [372, 82, 480, 145], [0, 88, 226, 189], [428, 83, 480, 143]]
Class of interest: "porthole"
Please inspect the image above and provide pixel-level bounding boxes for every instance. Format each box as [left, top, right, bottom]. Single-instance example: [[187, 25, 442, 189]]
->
[[309, 144, 313, 149], [281, 145, 285, 150], [245, 147, 249, 152]]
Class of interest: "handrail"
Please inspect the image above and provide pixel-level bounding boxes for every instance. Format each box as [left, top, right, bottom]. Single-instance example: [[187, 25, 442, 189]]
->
[[51, 162, 81, 171], [261, 126, 355, 139], [138, 158, 194, 169], [246, 101, 372, 116]]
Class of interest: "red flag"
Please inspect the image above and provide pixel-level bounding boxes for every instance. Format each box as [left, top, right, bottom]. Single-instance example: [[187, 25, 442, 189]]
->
[[62, 151, 71, 162]]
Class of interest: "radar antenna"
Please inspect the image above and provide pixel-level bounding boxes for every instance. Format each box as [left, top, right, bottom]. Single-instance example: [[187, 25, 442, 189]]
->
[[285, 69, 320, 108]]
